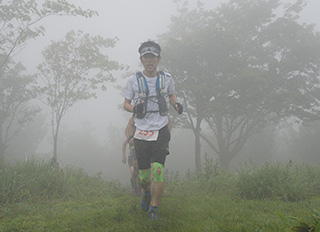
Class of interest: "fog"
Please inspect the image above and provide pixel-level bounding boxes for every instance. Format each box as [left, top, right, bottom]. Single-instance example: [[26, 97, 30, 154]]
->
[[6, 0, 320, 185]]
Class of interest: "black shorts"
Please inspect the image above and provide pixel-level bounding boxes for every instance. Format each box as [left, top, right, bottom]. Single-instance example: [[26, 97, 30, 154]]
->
[[134, 125, 171, 170]]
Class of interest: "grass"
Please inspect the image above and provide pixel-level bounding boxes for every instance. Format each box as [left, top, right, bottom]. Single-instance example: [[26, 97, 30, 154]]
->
[[0, 158, 320, 231], [236, 162, 320, 201]]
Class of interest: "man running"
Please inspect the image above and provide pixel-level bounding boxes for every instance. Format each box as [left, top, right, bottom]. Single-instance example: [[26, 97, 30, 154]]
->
[[122, 134, 141, 196], [122, 40, 183, 220]]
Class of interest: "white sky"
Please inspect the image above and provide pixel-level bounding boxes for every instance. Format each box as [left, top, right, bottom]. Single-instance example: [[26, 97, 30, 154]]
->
[[17, 0, 320, 72]]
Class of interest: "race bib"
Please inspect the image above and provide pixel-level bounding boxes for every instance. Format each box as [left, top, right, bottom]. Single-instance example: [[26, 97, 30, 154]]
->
[[134, 129, 159, 141]]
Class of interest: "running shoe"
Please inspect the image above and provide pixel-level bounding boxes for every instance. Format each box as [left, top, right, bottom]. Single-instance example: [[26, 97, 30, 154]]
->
[[148, 208, 159, 220], [141, 191, 151, 212]]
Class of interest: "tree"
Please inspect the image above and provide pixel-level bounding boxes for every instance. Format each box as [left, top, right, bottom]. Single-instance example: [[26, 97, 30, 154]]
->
[[0, 0, 96, 68], [58, 121, 106, 174], [37, 30, 121, 166], [160, 0, 320, 170], [0, 0, 96, 163], [287, 122, 320, 164], [5, 113, 47, 161], [233, 126, 277, 166], [0, 60, 39, 162]]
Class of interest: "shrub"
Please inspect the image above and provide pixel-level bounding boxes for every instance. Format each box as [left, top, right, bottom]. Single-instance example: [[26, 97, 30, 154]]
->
[[165, 155, 236, 195], [197, 155, 236, 194], [279, 209, 320, 231], [0, 158, 66, 203], [0, 157, 124, 204], [236, 162, 319, 201]]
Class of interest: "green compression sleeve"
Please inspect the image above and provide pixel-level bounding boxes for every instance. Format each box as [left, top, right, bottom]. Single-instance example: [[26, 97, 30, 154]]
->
[[153, 162, 164, 182], [139, 169, 151, 184]]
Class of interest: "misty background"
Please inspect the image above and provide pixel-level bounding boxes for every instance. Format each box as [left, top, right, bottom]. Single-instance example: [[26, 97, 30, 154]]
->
[[2, 0, 320, 185]]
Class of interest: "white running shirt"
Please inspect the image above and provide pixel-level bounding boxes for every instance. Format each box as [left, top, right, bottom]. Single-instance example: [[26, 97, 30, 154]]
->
[[122, 71, 176, 131]]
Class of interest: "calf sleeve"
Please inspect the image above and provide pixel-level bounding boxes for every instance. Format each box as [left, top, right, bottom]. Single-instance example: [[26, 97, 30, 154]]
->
[[153, 162, 164, 182]]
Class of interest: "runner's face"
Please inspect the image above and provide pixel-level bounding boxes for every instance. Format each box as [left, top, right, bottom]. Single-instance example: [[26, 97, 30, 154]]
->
[[140, 53, 161, 76]]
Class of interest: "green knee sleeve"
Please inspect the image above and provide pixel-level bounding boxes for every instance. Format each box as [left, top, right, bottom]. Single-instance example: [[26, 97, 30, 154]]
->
[[153, 162, 164, 182], [139, 169, 151, 184]]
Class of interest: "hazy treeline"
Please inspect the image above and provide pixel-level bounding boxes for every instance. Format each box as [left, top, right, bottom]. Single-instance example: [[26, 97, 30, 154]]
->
[[1, 0, 320, 183]]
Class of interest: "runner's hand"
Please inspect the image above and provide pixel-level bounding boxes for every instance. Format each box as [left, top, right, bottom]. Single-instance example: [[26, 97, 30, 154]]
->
[[174, 102, 183, 114], [122, 157, 126, 164]]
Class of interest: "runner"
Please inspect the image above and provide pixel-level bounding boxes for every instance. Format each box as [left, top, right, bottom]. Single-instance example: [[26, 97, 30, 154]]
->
[[122, 40, 183, 220], [122, 132, 141, 196]]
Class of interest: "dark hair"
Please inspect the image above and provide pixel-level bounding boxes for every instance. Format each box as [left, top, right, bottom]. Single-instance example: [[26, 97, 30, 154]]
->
[[138, 40, 161, 55]]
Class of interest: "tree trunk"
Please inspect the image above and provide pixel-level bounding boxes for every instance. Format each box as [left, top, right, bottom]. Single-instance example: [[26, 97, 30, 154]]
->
[[218, 152, 232, 170], [0, 143, 5, 165], [183, 95, 204, 172], [195, 129, 201, 172], [51, 120, 60, 169], [53, 132, 58, 162], [0, 130, 5, 164]]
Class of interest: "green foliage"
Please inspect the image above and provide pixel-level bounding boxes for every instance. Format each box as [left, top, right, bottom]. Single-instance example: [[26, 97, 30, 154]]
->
[[38, 30, 120, 104], [236, 162, 320, 201], [0, 158, 65, 203], [165, 155, 237, 196], [0, 60, 39, 162], [2, 157, 319, 231], [0, 0, 96, 160], [1, 158, 320, 231], [0, 0, 97, 68], [37, 29, 121, 162], [0, 157, 124, 204], [197, 154, 237, 194], [289, 209, 320, 232], [278, 209, 320, 232]]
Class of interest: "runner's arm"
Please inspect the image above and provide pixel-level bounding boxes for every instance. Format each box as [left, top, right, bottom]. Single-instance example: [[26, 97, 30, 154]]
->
[[122, 140, 127, 164], [169, 93, 178, 106], [124, 98, 134, 112], [125, 117, 135, 138], [169, 93, 183, 114]]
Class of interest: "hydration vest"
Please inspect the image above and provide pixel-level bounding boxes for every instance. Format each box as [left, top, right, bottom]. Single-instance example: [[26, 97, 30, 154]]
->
[[135, 71, 170, 119]]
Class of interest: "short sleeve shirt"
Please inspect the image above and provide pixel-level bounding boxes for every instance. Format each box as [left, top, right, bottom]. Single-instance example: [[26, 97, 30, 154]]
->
[[122, 71, 176, 131]]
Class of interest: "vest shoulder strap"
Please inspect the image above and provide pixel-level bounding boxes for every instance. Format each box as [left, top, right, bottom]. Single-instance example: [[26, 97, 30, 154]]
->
[[136, 71, 168, 94], [136, 71, 149, 94], [157, 71, 166, 91]]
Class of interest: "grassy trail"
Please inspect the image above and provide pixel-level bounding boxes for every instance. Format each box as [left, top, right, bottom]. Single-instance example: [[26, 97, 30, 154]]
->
[[1, 159, 319, 231], [1, 191, 319, 231]]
